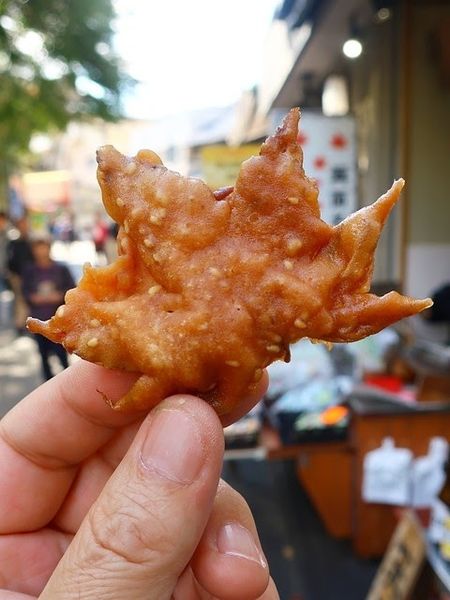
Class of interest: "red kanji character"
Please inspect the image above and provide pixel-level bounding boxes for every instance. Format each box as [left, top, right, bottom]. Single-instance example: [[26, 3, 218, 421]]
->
[[313, 156, 326, 169], [331, 133, 348, 149]]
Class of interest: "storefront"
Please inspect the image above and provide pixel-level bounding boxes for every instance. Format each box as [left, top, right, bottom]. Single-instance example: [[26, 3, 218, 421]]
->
[[225, 1, 450, 597]]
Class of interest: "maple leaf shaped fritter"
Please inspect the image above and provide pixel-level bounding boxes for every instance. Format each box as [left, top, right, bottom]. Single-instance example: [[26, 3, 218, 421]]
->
[[28, 109, 431, 415]]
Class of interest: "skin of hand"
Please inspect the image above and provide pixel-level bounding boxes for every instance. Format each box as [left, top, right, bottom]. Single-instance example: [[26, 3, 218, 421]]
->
[[0, 360, 279, 600]]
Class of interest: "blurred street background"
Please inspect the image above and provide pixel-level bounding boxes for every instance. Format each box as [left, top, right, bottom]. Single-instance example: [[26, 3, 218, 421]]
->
[[1, 0, 450, 598], [0, 239, 92, 416]]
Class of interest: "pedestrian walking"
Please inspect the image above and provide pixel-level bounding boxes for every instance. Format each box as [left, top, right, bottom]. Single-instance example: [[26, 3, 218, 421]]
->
[[22, 235, 75, 380], [7, 216, 34, 334]]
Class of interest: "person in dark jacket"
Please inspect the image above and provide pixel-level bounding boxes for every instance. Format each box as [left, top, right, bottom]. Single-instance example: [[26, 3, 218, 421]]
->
[[7, 216, 34, 333], [0, 211, 10, 292], [22, 236, 75, 380]]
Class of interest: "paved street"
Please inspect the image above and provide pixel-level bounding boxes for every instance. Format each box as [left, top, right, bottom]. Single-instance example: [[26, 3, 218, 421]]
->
[[0, 326, 42, 417], [0, 314, 83, 418], [0, 323, 80, 418]]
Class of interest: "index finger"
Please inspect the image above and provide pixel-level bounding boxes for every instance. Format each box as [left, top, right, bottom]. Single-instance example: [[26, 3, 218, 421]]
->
[[0, 361, 268, 535], [0, 360, 143, 534]]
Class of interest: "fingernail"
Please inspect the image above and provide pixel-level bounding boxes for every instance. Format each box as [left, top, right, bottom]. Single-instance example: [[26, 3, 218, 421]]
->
[[217, 523, 267, 567], [141, 408, 204, 484]]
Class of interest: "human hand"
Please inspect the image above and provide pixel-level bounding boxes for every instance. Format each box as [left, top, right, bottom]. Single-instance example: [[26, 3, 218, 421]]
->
[[0, 361, 279, 599]]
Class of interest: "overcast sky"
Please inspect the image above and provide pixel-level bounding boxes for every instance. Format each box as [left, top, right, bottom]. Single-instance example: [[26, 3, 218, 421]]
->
[[114, 0, 279, 119]]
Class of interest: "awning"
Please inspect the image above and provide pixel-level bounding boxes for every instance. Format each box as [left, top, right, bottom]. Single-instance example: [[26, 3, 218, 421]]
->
[[273, 0, 372, 108]]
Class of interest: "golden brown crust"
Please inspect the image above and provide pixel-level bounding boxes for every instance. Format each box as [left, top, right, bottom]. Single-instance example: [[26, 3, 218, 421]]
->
[[27, 109, 432, 415]]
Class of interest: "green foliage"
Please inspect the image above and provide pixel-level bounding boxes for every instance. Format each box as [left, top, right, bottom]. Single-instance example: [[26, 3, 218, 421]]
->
[[0, 0, 131, 167]]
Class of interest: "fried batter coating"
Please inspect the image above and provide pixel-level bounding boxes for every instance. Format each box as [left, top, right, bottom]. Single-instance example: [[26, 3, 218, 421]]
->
[[27, 109, 432, 415]]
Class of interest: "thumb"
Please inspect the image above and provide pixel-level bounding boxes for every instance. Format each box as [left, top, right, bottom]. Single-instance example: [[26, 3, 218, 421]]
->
[[41, 396, 224, 600]]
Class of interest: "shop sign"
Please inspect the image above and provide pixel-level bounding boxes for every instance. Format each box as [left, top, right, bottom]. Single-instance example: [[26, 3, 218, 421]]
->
[[366, 510, 426, 600], [200, 144, 261, 190], [22, 170, 71, 213]]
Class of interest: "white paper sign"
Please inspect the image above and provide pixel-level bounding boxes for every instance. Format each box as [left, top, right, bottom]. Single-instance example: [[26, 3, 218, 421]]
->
[[362, 438, 413, 506]]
